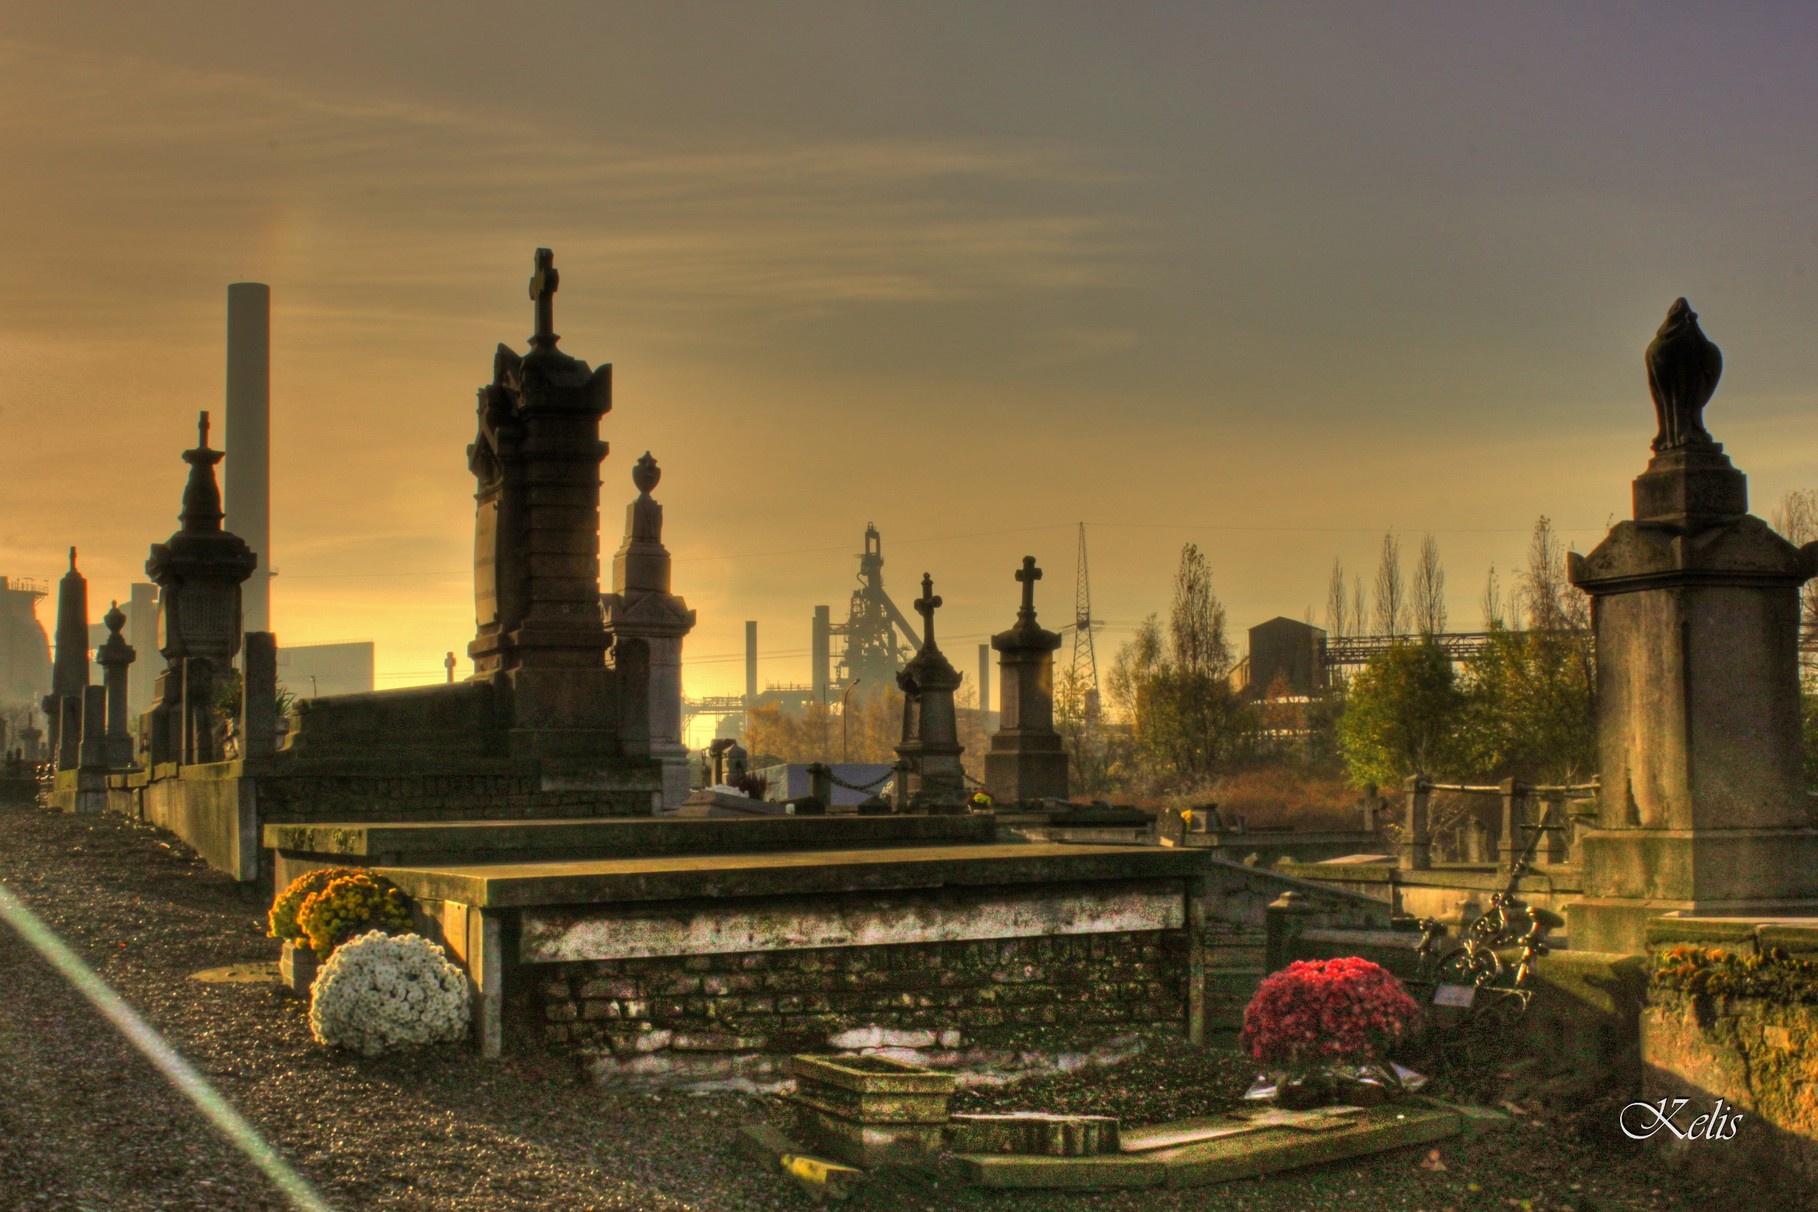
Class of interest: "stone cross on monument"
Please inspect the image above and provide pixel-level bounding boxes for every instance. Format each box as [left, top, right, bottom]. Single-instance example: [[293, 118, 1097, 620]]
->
[[915, 573, 942, 647], [896, 572, 965, 808], [986, 555, 1067, 803], [529, 247, 559, 351], [1015, 556, 1041, 620], [468, 248, 615, 764]]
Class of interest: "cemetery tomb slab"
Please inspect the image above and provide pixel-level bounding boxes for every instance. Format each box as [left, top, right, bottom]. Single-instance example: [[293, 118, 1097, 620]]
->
[[371, 842, 1206, 909], [958, 1102, 1460, 1190], [947, 1113, 1120, 1157]]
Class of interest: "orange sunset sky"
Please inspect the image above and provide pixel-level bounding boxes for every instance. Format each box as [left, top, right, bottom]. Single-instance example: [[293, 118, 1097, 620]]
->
[[6, 4, 1818, 742]]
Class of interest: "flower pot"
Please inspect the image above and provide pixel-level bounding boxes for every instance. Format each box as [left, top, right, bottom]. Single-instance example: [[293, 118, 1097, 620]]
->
[[279, 939, 319, 998], [1275, 1071, 1336, 1110]]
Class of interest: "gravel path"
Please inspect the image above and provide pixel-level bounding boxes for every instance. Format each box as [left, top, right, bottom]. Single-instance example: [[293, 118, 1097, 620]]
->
[[0, 792, 1731, 1211]]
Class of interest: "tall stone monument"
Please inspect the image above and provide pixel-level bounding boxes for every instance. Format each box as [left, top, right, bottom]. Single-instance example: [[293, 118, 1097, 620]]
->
[[94, 601, 136, 768], [985, 556, 1069, 803], [895, 573, 966, 806], [43, 548, 90, 763], [602, 453, 697, 808], [1567, 298, 1818, 954], [144, 412, 258, 766], [468, 248, 617, 765]]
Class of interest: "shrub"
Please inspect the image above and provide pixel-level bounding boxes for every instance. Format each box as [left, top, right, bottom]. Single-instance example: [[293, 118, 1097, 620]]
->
[[308, 931, 471, 1056], [1241, 956, 1422, 1068], [267, 866, 363, 942], [296, 871, 414, 960], [1652, 945, 1818, 1004]]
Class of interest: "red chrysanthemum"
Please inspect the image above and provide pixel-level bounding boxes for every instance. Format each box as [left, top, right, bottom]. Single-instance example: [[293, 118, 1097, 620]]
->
[[1239, 956, 1422, 1066]]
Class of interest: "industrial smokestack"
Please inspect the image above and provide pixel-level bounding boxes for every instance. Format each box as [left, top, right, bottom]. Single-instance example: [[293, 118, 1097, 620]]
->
[[225, 282, 271, 634], [979, 643, 991, 716], [812, 606, 831, 704], [745, 620, 758, 704], [127, 583, 157, 718]]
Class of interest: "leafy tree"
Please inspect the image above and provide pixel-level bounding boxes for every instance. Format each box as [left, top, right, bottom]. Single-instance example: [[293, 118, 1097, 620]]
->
[[1336, 639, 1465, 788], [1107, 545, 1257, 791], [1454, 518, 1595, 783]]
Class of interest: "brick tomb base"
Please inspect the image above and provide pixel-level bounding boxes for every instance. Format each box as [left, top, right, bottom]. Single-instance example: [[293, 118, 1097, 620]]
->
[[525, 930, 1188, 1088]]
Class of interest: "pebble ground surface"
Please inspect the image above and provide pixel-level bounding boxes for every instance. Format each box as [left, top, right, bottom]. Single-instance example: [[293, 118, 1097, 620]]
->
[[0, 791, 1744, 1211]]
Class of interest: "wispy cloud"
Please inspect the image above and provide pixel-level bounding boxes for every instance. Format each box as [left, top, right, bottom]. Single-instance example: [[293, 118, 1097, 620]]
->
[[0, 37, 1134, 338]]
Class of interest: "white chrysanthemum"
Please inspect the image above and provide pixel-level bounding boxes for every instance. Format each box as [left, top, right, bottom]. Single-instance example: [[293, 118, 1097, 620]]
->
[[308, 931, 471, 1057]]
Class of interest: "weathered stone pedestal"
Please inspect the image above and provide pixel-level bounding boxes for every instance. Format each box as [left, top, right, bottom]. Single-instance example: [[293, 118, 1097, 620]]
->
[[985, 557, 1069, 803], [788, 1054, 957, 1167], [1566, 299, 1818, 954]]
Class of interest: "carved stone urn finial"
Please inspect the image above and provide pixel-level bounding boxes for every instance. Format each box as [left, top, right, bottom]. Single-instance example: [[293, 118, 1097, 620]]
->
[[633, 451, 661, 496], [1645, 297, 1723, 453]]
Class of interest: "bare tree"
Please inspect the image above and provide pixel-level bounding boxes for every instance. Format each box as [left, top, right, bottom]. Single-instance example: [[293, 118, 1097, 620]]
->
[[1411, 534, 1447, 636], [1773, 489, 1818, 678], [1325, 557, 1349, 639], [1373, 532, 1405, 638], [1521, 516, 1586, 631], [1169, 543, 1230, 676], [1351, 575, 1367, 642], [1481, 563, 1505, 630]]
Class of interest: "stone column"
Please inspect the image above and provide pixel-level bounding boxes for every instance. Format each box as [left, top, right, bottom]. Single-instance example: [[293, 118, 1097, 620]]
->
[[95, 601, 136, 768], [1498, 778, 1525, 873], [1567, 299, 1818, 954], [18, 716, 43, 764], [1264, 890, 1320, 975], [18, 715, 42, 763], [79, 686, 106, 771], [601, 453, 697, 809], [242, 632, 278, 759], [984, 556, 1069, 803], [56, 694, 80, 770], [1399, 775, 1431, 871]]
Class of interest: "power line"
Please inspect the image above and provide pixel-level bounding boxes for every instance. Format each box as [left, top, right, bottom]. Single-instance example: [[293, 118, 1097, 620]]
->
[[271, 519, 1603, 581]]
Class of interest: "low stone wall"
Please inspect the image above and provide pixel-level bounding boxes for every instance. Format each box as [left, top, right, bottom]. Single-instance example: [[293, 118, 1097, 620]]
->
[[1638, 917, 1818, 1196], [280, 682, 502, 763], [1276, 860, 1581, 928], [107, 757, 664, 883], [1643, 990, 1818, 1196], [530, 930, 1188, 1088], [133, 765, 258, 881], [252, 767, 656, 825]]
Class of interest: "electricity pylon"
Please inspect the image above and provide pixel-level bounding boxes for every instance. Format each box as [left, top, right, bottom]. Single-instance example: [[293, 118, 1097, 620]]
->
[[1069, 522, 1102, 730]]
